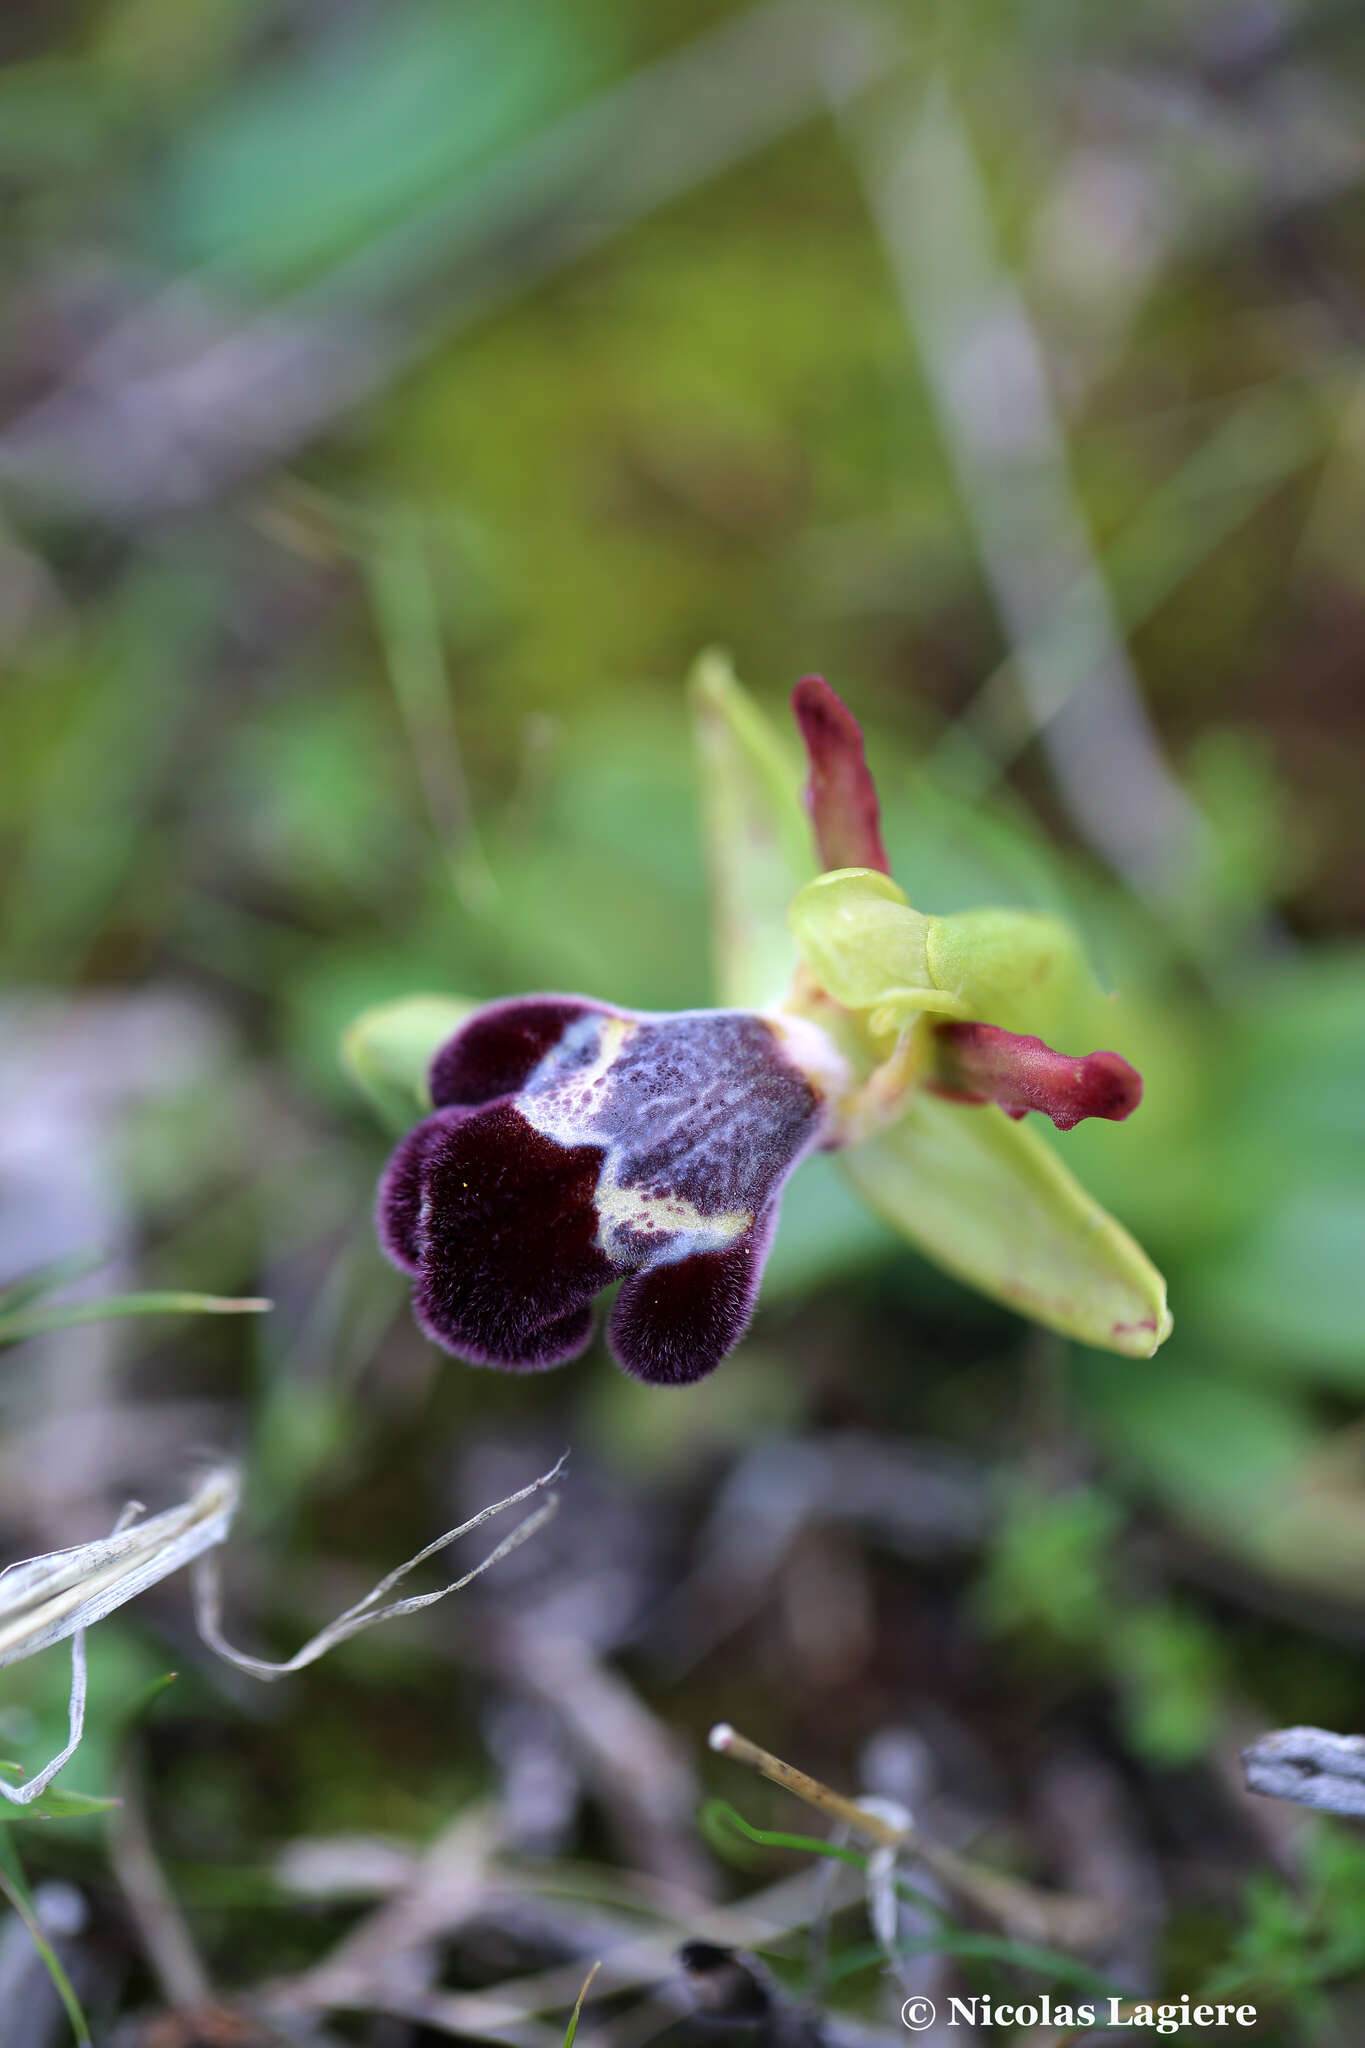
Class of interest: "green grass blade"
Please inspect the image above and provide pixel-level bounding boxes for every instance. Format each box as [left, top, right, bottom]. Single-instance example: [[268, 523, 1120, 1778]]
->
[[0, 1250, 106, 1318], [0, 1840, 93, 2046], [0, 1764, 117, 1823], [0, 1291, 271, 1346], [562, 1960, 601, 2048]]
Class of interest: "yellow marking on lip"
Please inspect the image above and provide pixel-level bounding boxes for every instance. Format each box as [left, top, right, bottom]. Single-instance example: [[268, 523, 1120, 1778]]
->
[[594, 1166, 751, 1262], [519, 1012, 752, 1264]]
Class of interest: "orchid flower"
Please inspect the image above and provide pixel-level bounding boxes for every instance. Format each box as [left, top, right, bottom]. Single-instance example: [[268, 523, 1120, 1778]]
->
[[345, 658, 1170, 1385]]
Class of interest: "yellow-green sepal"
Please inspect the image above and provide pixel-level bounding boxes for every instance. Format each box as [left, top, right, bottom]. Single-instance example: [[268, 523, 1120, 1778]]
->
[[924, 907, 1106, 1043], [787, 868, 967, 1033], [789, 868, 1114, 1045], [840, 1091, 1172, 1357], [689, 648, 815, 1010], [341, 994, 477, 1130]]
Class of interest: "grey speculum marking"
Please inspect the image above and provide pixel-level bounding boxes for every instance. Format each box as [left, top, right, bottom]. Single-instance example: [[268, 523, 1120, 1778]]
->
[[526, 1010, 820, 1219]]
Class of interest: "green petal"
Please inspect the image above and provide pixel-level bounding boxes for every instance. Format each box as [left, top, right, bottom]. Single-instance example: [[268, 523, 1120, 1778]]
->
[[689, 648, 814, 1009], [787, 868, 965, 1028], [789, 870, 1113, 1044], [925, 908, 1104, 1042], [341, 993, 477, 1129], [841, 1092, 1171, 1357]]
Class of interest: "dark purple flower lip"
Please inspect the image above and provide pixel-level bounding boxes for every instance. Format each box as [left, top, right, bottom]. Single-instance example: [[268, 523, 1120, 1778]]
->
[[378, 996, 834, 1386]]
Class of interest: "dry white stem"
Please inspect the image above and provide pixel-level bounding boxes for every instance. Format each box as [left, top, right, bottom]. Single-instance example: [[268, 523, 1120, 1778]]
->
[[497, 1620, 708, 1894], [0, 1456, 566, 1803], [0, 1489, 198, 1805], [275, 1805, 502, 2012], [0, 1632, 89, 1807], [0, 1468, 239, 1669], [859, 1797, 914, 1960], [0, 0, 899, 521], [192, 1456, 566, 1679], [268, 1860, 865, 2036]]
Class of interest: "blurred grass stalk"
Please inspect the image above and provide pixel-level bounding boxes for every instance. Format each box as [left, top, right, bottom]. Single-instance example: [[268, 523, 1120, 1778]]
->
[[0, 1290, 270, 1346], [362, 508, 499, 915], [841, 71, 1208, 909], [927, 382, 1321, 820]]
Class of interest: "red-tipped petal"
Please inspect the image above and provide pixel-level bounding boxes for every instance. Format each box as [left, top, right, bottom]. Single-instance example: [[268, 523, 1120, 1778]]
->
[[791, 675, 890, 876], [929, 1022, 1143, 1132]]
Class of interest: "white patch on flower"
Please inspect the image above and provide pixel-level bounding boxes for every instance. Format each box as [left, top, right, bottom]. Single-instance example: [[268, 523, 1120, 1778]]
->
[[765, 1007, 853, 1113], [519, 1010, 769, 1266]]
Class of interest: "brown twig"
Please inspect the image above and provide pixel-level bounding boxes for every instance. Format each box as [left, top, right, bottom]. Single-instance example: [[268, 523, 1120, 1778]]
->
[[708, 1724, 1116, 1954], [268, 1806, 501, 2015], [264, 1859, 864, 2042], [108, 1753, 212, 2013], [488, 1619, 712, 1895]]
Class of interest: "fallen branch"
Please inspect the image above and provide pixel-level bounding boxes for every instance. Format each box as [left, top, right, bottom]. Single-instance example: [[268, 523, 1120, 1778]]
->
[[1241, 1726, 1365, 1817]]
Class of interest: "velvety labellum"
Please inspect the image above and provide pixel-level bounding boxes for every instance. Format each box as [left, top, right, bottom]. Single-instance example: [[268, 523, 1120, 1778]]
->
[[378, 997, 828, 1385]]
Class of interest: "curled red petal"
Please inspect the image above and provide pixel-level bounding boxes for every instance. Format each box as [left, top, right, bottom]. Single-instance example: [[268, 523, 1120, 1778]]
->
[[929, 1021, 1143, 1132], [791, 675, 890, 875]]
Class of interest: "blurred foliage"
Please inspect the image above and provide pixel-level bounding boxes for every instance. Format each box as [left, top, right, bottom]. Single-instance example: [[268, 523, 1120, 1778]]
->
[[1210, 1825, 1365, 2014], [976, 1486, 1226, 1764], [1, 0, 1365, 2036]]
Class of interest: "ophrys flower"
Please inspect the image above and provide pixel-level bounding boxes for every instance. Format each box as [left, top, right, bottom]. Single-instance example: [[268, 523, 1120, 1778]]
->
[[348, 660, 1170, 1383]]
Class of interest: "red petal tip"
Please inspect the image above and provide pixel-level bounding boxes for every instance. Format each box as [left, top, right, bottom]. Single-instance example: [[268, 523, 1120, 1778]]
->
[[791, 675, 890, 876], [930, 1022, 1142, 1132]]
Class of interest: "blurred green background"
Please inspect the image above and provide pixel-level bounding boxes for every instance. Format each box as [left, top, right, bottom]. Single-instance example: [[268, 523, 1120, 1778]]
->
[[2, 0, 1365, 2040]]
